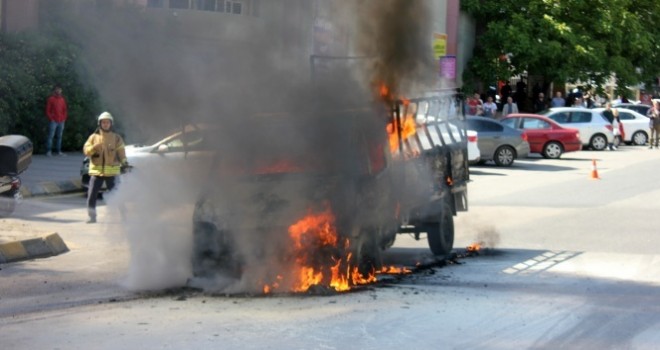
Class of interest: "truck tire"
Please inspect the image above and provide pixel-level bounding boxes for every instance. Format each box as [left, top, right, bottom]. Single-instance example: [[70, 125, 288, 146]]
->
[[192, 222, 240, 278], [356, 235, 383, 276], [421, 201, 454, 256]]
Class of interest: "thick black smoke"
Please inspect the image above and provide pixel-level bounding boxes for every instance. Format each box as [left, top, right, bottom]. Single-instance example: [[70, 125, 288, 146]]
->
[[353, 0, 438, 98], [50, 1, 438, 292]]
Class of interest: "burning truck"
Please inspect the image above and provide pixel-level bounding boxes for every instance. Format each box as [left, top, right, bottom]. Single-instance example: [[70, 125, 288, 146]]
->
[[189, 89, 469, 294]]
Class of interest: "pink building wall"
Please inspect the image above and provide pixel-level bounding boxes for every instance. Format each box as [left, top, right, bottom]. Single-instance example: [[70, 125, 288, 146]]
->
[[1, 0, 39, 33]]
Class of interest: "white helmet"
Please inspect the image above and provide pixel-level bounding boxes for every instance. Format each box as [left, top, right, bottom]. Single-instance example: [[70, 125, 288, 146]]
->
[[98, 112, 114, 125]]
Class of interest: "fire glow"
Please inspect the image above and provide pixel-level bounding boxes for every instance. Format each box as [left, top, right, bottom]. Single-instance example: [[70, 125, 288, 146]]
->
[[467, 242, 482, 252], [380, 84, 418, 155], [386, 114, 417, 153], [262, 207, 410, 294]]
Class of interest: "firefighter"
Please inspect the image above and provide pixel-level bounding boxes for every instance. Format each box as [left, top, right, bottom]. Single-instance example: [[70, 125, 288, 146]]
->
[[83, 112, 129, 223]]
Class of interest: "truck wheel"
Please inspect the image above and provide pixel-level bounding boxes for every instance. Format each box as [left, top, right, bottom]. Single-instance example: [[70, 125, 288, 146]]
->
[[357, 236, 383, 276], [421, 202, 454, 256], [192, 222, 240, 278]]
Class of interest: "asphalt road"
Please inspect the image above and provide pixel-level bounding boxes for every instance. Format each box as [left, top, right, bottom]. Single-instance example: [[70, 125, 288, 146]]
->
[[1, 146, 659, 349]]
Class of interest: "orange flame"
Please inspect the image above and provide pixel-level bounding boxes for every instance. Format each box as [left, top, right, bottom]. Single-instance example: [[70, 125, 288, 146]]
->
[[255, 160, 305, 175], [386, 113, 417, 153], [379, 84, 390, 99], [378, 266, 412, 274], [467, 242, 482, 252], [261, 207, 413, 294]]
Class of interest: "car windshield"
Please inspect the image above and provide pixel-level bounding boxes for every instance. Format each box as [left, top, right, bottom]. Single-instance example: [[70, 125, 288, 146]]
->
[[208, 114, 380, 177]]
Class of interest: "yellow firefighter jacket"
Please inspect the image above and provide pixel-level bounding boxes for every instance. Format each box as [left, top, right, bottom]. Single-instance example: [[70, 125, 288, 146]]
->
[[83, 130, 127, 176]]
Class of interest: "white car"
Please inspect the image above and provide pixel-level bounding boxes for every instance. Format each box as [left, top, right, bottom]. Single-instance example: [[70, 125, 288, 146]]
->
[[592, 107, 651, 146], [80, 124, 213, 189], [467, 129, 480, 164], [541, 107, 614, 151]]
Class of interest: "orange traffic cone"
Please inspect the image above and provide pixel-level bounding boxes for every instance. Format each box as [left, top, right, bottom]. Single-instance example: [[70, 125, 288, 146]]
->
[[590, 159, 600, 180]]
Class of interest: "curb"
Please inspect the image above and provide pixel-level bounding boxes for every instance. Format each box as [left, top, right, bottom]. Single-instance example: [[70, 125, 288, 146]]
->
[[20, 179, 84, 198], [0, 233, 69, 264]]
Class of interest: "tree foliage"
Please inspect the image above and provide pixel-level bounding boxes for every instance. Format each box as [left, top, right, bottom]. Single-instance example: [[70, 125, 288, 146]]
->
[[462, 0, 660, 95], [0, 31, 101, 153]]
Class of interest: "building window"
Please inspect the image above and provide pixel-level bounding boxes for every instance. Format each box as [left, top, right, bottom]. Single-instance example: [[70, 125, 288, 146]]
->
[[147, 0, 165, 7], [218, 1, 243, 15], [169, 0, 191, 9], [145, 0, 249, 15], [197, 0, 217, 11]]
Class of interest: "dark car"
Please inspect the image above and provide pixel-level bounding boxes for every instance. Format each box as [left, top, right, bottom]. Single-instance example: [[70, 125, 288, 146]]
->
[[0, 135, 32, 216], [501, 114, 582, 159], [465, 116, 530, 166]]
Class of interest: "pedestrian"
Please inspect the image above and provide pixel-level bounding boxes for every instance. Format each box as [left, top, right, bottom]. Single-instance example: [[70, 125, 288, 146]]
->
[[532, 82, 542, 100], [82, 112, 129, 223], [551, 91, 565, 107], [533, 93, 547, 113], [515, 80, 527, 111], [500, 81, 512, 103], [466, 92, 483, 116], [584, 93, 595, 108], [482, 96, 498, 118], [602, 103, 617, 151], [45, 85, 68, 156], [501, 96, 519, 117], [612, 107, 625, 146], [647, 101, 660, 149]]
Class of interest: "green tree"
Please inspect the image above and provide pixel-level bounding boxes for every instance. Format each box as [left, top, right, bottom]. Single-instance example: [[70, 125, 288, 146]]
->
[[462, 0, 660, 96], [0, 31, 101, 153]]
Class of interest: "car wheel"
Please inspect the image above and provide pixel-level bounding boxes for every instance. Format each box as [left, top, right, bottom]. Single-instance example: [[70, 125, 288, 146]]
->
[[493, 145, 516, 166], [632, 131, 648, 146], [420, 201, 455, 256], [589, 134, 608, 150], [542, 141, 563, 159]]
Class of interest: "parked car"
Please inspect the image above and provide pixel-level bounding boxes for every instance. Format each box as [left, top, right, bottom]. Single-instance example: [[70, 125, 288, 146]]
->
[[500, 114, 581, 159], [80, 124, 213, 189], [613, 103, 651, 117], [0, 135, 32, 216], [465, 116, 530, 166], [591, 107, 651, 146], [467, 129, 480, 164], [540, 107, 614, 151]]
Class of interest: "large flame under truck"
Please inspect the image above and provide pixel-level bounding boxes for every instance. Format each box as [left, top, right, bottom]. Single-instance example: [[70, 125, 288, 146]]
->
[[191, 92, 469, 292]]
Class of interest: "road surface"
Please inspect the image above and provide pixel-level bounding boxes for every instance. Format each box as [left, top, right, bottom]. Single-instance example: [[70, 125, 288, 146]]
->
[[1, 147, 659, 349]]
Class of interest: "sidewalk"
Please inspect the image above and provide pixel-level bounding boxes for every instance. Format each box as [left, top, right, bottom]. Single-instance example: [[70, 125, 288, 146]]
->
[[19, 152, 85, 197], [1, 152, 81, 263]]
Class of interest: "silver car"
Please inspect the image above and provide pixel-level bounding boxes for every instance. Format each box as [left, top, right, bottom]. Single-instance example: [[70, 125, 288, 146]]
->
[[541, 107, 614, 150], [465, 116, 530, 167]]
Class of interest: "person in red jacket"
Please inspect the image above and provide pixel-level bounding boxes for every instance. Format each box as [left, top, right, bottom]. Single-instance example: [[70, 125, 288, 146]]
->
[[45, 85, 68, 156]]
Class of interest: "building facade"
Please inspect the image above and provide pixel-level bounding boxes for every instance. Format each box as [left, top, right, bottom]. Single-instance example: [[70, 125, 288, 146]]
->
[[1, 0, 471, 88]]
